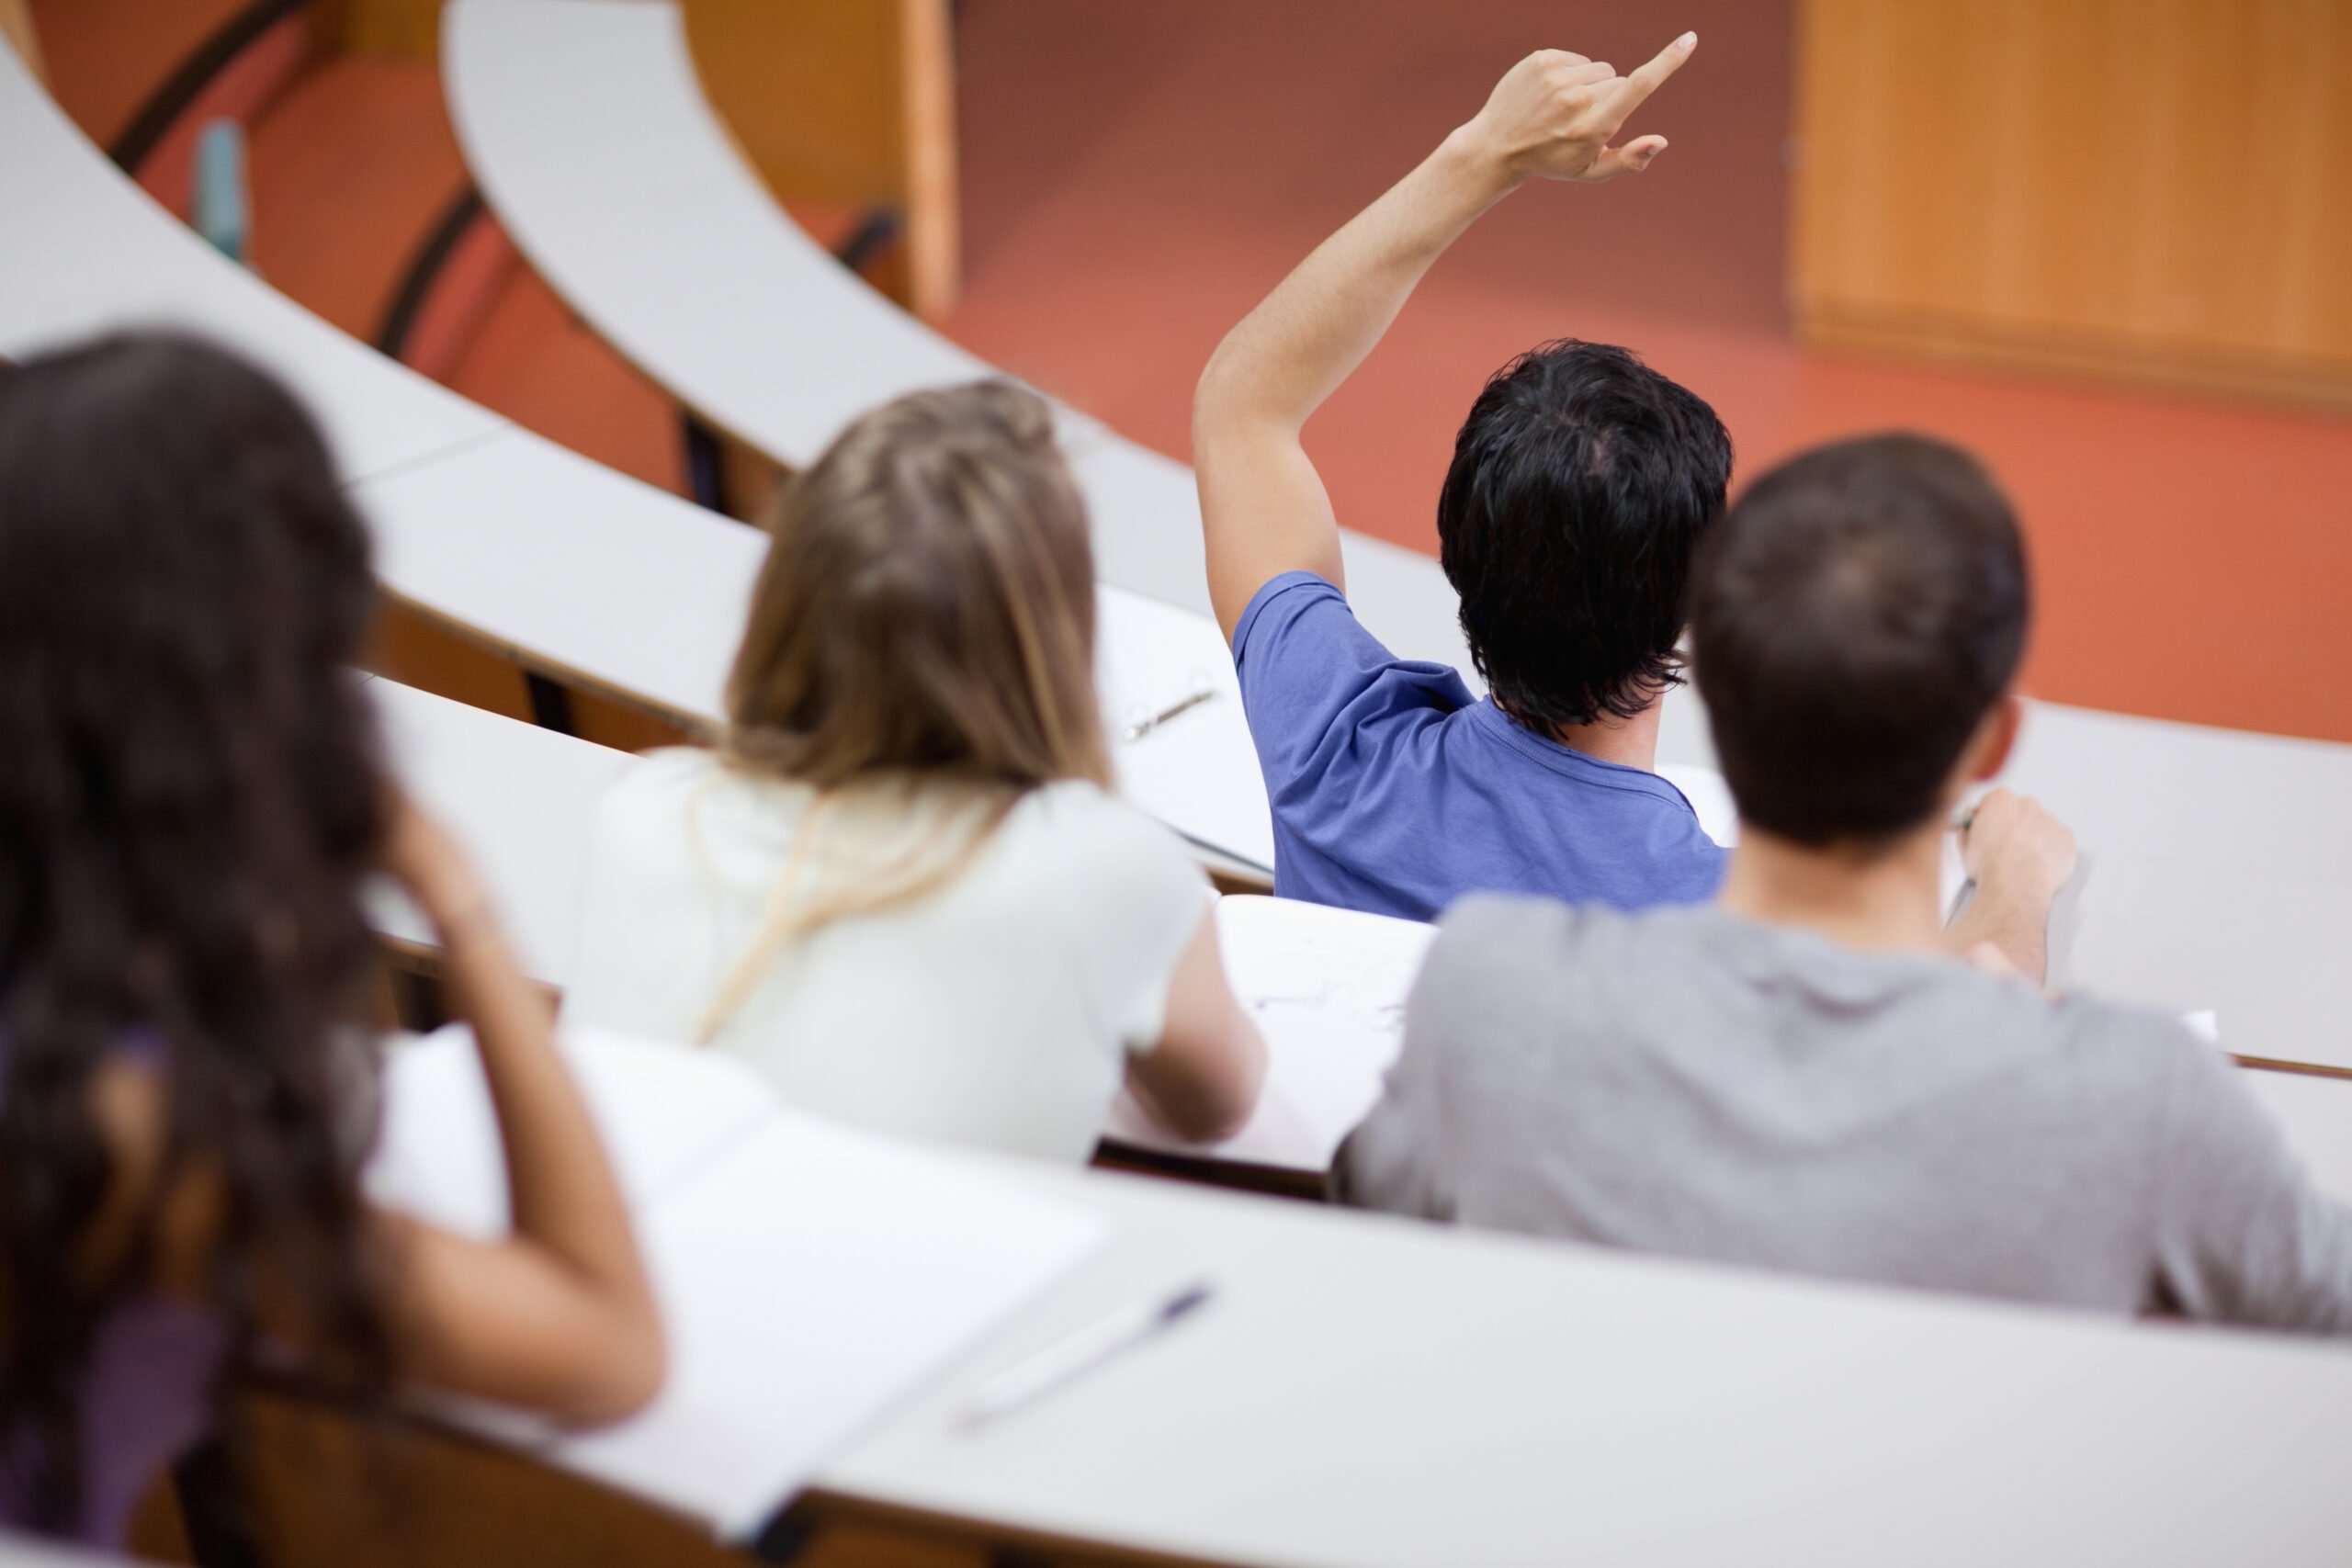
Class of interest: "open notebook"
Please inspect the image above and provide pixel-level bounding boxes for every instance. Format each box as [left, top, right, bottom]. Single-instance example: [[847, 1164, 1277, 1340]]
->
[[1102, 896, 1437, 1173], [364, 1026, 1102, 1539]]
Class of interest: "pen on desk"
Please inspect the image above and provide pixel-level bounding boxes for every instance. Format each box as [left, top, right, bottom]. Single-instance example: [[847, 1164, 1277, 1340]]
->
[[1122, 686, 1215, 743], [959, 1282, 1214, 1430]]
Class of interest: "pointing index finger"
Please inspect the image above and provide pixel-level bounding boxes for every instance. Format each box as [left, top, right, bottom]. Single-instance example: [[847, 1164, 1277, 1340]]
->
[[1608, 30, 1697, 118]]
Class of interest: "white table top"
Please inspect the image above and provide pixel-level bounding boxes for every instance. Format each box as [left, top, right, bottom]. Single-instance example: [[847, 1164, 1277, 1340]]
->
[[1655, 690, 2352, 1070], [365, 676, 2352, 1199], [367, 677, 639, 985], [2242, 1067, 2352, 1198], [1993, 701, 2352, 1069], [0, 39, 506, 482], [353, 425, 764, 724], [355, 423, 1279, 866], [440, 0, 1480, 675], [819, 1152, 2352, 1568]]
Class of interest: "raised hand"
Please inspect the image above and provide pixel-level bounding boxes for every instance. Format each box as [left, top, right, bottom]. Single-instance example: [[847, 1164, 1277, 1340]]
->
[[1462, 31, 1697, 184]]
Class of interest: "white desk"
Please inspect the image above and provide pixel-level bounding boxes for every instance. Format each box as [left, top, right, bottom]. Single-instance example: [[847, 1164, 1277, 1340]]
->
[[1656, 692, 2352, 1072], [356, 426, 1275, 867], [353, 426, 763, 724], [367, 677, 639, 987], [2004, 701, 2352, 1071], [0, 40, 505, 483], [440, 0, 1477, 677], [436, 0, 2352, 1056], [818, 1153, 2352, 1568], [2241, 1068, 2352, 1204], [356, 674, 2352, 1188], [13, 6, 2351, 1042]]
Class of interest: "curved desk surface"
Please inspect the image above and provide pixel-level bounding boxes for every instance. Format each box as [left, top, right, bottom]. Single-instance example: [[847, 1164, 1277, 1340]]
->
[[437, 0, 2352, 1070], [0, 37, 1274, 872], [440, 0, 1475, 681], [372, 667, 2352, 1184], [0, 39, 501, 485], [12, 31, 2352, 1563], [817, 1142, 2352, 1568]]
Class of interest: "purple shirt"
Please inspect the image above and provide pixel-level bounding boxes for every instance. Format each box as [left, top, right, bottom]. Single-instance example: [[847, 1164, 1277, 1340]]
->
[[0, 1030, 227, 1548], [1231, 571, 1725, 922], [0, 1299, 225, 1549]]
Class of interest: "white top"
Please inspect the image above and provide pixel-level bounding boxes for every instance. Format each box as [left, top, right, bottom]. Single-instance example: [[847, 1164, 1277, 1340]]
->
[[562, 750, 1210, 1161]]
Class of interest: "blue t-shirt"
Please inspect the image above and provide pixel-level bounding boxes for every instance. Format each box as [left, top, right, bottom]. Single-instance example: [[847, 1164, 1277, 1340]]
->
[[1232, 571, 1726, 922]]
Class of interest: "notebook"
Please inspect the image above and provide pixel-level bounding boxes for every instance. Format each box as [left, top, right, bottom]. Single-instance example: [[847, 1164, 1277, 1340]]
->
[[1102, 896, 1437, 1172], [365, 1025, 1103, 1537]]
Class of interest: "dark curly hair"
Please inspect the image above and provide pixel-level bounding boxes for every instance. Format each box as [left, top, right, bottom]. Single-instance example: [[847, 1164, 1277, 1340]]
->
[[0, 333, 396, 1530], [1437, 339, 1733, 731]]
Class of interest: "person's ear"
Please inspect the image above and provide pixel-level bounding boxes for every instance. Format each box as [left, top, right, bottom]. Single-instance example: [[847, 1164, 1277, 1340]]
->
[[1967, 694, 2022, 782]]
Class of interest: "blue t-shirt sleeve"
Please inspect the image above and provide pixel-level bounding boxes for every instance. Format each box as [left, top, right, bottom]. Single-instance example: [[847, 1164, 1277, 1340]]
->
[[1229, 570, 1476, 798]]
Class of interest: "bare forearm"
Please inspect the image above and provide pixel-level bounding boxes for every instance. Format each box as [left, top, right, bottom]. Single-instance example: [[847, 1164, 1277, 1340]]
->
[[1193, 135, 1517, 632], [1191, 39, 1690, 637], [1944, 876, 2054, 987], [440, 916, 645, 1293], [1197, 133, 1514, 436]]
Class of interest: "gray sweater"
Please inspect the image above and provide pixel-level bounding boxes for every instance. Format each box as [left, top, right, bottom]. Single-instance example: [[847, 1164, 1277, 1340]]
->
[[1337, 896, 2352, 1331]]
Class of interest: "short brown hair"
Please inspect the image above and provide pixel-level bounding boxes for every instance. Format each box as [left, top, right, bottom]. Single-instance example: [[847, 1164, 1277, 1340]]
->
[[1688, 434, 2029, 847], [725, 379, 1108, 790]]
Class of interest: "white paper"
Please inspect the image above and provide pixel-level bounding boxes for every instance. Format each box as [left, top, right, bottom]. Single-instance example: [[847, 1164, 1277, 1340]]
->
[[1095, 585, 1275, 873], [2238, 1069, 2352, 1208], [1103, 896, 1437, 1170], [364, 1024, 782, 1238], [546, 1112, 1102, 1537], [1657, 762, 1737, 849]]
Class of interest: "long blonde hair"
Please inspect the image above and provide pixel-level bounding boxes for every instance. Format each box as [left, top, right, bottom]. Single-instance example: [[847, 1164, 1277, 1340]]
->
[[697, 380, 1110, 1039]]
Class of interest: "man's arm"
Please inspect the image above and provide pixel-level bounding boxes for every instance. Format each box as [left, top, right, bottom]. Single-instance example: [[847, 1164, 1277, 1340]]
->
[[1191, 32, 1698, 642], [1946, 788, 2080, 986]]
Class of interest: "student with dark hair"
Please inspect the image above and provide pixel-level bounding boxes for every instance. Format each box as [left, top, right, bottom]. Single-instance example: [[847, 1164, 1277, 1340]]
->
[[0, 333, 664, 1547], [1338, 434, 2352, 1331], [566, 381, 1266, 1161], [1193, 36, 1731, 921]]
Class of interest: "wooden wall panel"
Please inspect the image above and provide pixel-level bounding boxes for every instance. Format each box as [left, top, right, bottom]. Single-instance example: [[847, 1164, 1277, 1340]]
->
[[683, 0, 961, 320], [0, 0, 41, 79], [1793, 0, 2352, 407], [317, 0, 446, 61]]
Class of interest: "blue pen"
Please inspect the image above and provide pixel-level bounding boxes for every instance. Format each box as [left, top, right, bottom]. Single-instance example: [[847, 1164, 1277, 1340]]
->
[[959, 1282, 1214, 1428]]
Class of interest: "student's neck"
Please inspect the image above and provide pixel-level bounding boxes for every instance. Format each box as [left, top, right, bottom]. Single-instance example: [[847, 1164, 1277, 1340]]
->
[[1545, 705, 1661, 771], [1716, 823, 1947, 956]]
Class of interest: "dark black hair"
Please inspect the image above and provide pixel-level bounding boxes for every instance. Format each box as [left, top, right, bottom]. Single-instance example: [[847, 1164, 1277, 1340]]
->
[[0, 332, 395, 1531], [1437, 339, 1732, 730], [1688, 433, 2030, 848]]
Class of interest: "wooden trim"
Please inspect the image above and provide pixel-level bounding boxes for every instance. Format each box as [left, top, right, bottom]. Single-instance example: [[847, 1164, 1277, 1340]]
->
[[2232, 1055, 2352, 1084], [897, 0, 959, 321], [1799, 305, 2352, 417], [0, 0, 42, 80], [1090, 1142, 1326, 1202], [681, 0, 961, 319], [791, 1487, 1256, 1568], [376, 586, 719, 740]]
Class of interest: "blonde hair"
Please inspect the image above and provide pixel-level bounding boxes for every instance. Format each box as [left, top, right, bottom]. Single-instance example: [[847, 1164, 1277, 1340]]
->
[[696, 381, 1109, 1040]]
